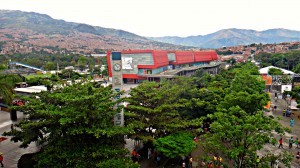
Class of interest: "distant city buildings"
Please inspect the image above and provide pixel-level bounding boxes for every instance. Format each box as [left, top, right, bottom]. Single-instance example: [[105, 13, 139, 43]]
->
[[217, 42, 300, 63]]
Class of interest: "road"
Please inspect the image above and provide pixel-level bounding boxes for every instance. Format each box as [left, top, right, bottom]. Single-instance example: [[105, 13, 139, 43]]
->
[[0, 110, 38, 168]]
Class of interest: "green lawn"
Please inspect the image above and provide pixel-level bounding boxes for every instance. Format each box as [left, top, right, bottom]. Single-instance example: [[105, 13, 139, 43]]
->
[[24, 73, 52, 79]]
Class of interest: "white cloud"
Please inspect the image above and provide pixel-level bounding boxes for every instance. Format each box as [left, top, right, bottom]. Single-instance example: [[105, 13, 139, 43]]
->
[[0, 0, 299, 37]]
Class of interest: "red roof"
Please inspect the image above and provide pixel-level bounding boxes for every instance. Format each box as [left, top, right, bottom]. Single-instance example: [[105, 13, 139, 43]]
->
[[193, 51, 218, 62], [122, 50, 154, 54], [168, 51, 194, 65], [122, 50, 169, 69], [107, 50, 218, 78]]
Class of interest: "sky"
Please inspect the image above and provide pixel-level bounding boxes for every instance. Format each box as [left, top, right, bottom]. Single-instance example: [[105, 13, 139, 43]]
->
[[1, 0, 299, 37]]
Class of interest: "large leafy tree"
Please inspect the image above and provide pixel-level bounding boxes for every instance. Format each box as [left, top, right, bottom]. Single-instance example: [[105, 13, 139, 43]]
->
[[44, 61, 56, 70], [292, 62, 300, 73], [78, 55, 88, 70], [218, 70, 269, 115], [268, 68, 284, 75], [255, 50, 300, 70], [202, 107, 289, 168], [230, 73, 265, 95], [125, 80, 197, 141], [6, 83, 137, 168], [219, 91, 268, 115], [0, 74, 21, 105], [154, 132, 196, 158], [179, 87, 223, 119]]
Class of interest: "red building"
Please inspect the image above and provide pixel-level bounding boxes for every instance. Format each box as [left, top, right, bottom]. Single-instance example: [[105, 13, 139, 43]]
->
[[107, 50, 218, 83]]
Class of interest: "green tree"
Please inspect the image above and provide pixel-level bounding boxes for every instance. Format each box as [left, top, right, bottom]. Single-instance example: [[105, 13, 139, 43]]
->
[[201, 107, 290, 168], [219, 91, 269, 115], [254, 50, 300, 70], [49, 74, 61, 82], [268, 68, 284, 75], [292, 62, 300, 73], [125, 80, 192, 141], [26, 77, 44, 86], [6, 83, 137, 168], [230, 73, 265, 94], [59, 69, 82, 80], [154, 132, 196, 158], [0, 74, 21, 105], [78, 55, 88, 70], [179, 87, 223, 119], [0, 64, 7, 70], [45, 61, 56, 70]]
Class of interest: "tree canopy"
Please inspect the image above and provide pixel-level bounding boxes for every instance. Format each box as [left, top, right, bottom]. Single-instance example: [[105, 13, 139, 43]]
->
[[3, 61, 293, 167], [255, 50, 300, 71], [202, 107, 288, 168], [0, 74, 21, 105], [268, 68, 284, 75], [125, 80, 189, 141], [6, 83, 137, 168], [154, 132, 196, 158]]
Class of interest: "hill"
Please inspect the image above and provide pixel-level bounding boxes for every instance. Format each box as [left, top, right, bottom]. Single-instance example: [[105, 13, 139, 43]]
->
[[149, 28, 300, 49], [0, 10, 191, 54]]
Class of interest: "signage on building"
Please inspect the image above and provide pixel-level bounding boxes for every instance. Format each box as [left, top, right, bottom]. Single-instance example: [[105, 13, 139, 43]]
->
[[281, 85, 292, 93], [122, 57, 133, 70]]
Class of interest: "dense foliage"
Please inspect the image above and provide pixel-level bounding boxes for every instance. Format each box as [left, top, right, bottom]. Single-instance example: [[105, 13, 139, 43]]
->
[[255, 50, 300, 71], [0, 74, 21, 105], [268, 68, 284, 75], [4, 61, 292, 167], [6, 83, 137, 168], [154, 132, 196, 158], [203, 107, 289, 167]]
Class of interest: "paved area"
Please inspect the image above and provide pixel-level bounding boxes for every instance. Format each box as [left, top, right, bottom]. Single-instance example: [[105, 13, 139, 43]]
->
[[259, 90, 300, 168], [0, 110, 39, 168]]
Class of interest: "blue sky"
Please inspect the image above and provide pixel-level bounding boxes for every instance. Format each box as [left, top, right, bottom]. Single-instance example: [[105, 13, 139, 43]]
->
[[1, 0, 299, 37]]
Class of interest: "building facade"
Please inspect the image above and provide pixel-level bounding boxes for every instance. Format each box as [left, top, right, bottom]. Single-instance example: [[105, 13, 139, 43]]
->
[[107, 50, 218, 84]]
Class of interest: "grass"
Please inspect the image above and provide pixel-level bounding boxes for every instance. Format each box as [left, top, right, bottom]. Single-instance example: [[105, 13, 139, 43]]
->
[[24, 73, 52, 79]]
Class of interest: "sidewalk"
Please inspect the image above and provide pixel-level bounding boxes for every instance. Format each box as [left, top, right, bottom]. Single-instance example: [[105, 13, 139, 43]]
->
[[0, 110, 39, 168], [260, 91, 300, 168]]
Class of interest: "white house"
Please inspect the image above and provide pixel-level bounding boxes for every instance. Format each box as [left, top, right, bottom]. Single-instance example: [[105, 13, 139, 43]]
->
[[259, 66, 294, 75]]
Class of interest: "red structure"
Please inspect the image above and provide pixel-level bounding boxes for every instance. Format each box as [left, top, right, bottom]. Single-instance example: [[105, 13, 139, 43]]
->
[[193, 51, 218, 62], [107, 50, 218, 82], [121, 50, 169, 69], [169, 51, 194, 65]]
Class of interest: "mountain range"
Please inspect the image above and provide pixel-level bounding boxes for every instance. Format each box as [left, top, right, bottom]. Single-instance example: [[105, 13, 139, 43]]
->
[[0, 10, 191, 53], [0, 10, 300, 53], [149, 28, 300, 48]]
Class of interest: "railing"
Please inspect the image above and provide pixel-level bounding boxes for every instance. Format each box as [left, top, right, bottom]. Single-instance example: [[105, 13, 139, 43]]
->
[[9, 61, 45, 73]]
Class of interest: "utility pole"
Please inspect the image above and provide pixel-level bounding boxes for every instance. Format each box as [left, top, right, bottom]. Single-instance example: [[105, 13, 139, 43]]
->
[[56, 62, 59, 75]]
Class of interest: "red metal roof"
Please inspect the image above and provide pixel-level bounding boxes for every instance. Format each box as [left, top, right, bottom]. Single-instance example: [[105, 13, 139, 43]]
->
[[193, 51, 218, 62], [122, 50, 169, 69], [168, 51, 194, 65], [122, 50, 154, 54], [107, 50, 218, 79]]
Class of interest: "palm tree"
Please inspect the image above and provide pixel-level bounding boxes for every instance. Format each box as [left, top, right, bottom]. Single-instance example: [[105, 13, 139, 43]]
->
[[0, 74, 21, 105]]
